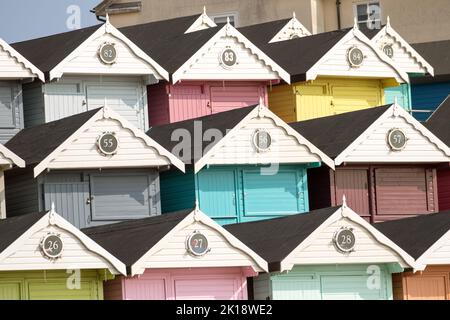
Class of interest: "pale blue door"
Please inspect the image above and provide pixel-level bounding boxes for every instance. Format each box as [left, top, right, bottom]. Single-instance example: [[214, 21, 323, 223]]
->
[[197, 169, 238, 225], [385, 84, 411, 111]]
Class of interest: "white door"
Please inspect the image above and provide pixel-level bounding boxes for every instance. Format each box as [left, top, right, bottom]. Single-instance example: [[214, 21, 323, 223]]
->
[[86, 84, 144, 129]]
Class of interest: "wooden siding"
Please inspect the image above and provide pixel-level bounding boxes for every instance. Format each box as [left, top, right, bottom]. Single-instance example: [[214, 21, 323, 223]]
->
[[45, 116, 171, 170], [103, 277, 124, 300], [41, 169, 161, 228], [0, 81, 23, 143], [0, 224, 117, 271], [338, 115, 450, 163], [395, 266, 450, 300], [147, 83, 170, 126], [168, 84, 210, 123], [437, 169, 450, 211], [194, 165, 309, 225], [307, 167, 333, 211], [58, 32, 159, 77], [252, 272, 272, 300], [334, 169, 370, 219], [112, 268, 248, 300], [287, 219, 406, 266], [385, 83, 412, 111], [314, 36, 403, 80], [206, 116, 322, 166], [268, 78, 385, 122], [411, 82, 450, 121], [0, 270, 105, 300], [159, 168, 196, 213], [176, 35, 280, 81], [422, 229, 450, 265], [268, 265, 393, 300], [139, 220, 261, 270], [0, 46, 36, 79], [22, 81, 45, 128], [5, 168, 39, 218]]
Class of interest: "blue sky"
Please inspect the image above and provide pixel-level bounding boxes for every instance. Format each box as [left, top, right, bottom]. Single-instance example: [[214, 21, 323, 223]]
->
[[0, 0, 99, 43]]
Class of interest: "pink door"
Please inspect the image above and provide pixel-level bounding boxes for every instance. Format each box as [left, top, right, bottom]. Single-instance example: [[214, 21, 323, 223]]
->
[[169, 85, 210, 122], [125, 279, 167, 300], [210, 86, 264, 114], [174, 278, 240, 300]]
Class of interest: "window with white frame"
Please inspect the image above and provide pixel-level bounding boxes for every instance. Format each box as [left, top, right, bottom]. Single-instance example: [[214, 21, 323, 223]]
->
[[212, 13, 238, 27], [353, 2, 381, 30]]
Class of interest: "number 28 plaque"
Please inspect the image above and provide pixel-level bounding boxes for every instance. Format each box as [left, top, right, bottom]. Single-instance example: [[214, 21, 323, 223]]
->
[[333, 227, 356, 253], [186, 231, 210, 256]]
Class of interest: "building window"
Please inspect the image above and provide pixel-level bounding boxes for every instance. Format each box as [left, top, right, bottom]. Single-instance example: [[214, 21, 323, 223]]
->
[[354, 2, 381, 30], [212, 13, 238, 27]]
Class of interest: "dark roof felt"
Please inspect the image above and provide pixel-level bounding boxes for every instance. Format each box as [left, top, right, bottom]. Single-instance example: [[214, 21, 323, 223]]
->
[[289, 105, 390, 158], [0, 212, 46, 253], [375, 211, 450, 259], [147, 105, 256, 163], [425, 95, 450, 145], [11, 25, 100, 74], [238, 18, 291, 46], [225, 206, 339, 270], [411, 40, 450, 83], [5, 108, 99, 166], [239, 27, 350, 82], [82, 210, 191, 266]]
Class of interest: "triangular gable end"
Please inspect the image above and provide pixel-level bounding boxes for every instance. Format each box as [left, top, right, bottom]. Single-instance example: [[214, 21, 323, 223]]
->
[[416, 229, 450, 267], [306, 27, 409, 84], [34, 107, 185, 177], [0, 144, 25, 169], [194, 104, 335, 173], [0, 38, 44, 81], [185, 8, 217, 34], [131, 208, 268, 276], [172, 23, 291, 84], [334, 104, 450, 165], [0, 209, 126, 274], [269, 13, 312, 43], [49, 18, 169, 81], [371, 18, 434, 75], [280, 205, 416, 272]]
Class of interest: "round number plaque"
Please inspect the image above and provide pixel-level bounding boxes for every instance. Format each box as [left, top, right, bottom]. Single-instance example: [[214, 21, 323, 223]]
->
[[387, 128, 407, 151], [40, 234, 63, 259], [348, 47, 364, 67], [253, 130, 272, 152], [97, 132, 119, 155], [220, 48, 237, 68], [333, 227, 356, 253], [186, 231, 209, 256], [382, 44, 394, 58], [98, 43, 117, 64]]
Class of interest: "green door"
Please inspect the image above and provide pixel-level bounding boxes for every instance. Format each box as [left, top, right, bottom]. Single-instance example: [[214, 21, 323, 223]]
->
[[0, 282, 22, 299], [320, 275, 386, 300]]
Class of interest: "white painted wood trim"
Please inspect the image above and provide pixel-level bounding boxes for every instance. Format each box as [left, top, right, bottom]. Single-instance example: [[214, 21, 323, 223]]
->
[[193, 103, 335, 173], [269, 14, 312, 43], [416, 229, 450, 267], [334, 103, 450, 166], [0, 144, 25, 168], [48, 21, 169, 81], [33, 107, 185, 177], [185, 11, 217, 34], [172, 23, 291, 84], [0, 38, 45, 81], [279, 205, 418, 272], [0, 210, 127, 275], [305, 28, 410, 83], [131, 208, 268, 275], [371, 24, 434, 76]]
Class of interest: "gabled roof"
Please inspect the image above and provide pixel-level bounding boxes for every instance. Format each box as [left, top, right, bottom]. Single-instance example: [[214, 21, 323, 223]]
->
[[147, 103, 335, 172], [0, 38, 44, 81], [412, 39, 450, 83], [426, 95, 450, 145], [226, 204, 416, 272], [6, 107, 185, 176], [240, 25, 408, 83], [370, 18, 433, 75], [290, 106, 391, 158], [290, 103, 450, 164], [0, 208, 126, 274], [184, 8, 217, 33], [375, 211, 450, 263], [12, 19, 169, 81], [0, 143, 25, 169], [83, 208, 268, 275]]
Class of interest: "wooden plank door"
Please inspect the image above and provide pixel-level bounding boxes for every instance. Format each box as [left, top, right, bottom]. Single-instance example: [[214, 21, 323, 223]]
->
[[174, 278, 239, 300], [295, 84, 333, 121], [169, 85, 210, 122], [0, 282, 22, 299], [405, 274, 449, 300], [210, 86, 262, 114], [330, 84, 382, 115], [334, 169, 370, 219]]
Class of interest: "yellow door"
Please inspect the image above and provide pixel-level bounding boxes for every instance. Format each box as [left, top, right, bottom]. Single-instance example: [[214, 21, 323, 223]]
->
[[330, 82, 383, 115], [294, 84, 333, 121]]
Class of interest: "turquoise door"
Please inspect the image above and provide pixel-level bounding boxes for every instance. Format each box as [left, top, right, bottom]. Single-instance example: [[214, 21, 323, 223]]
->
[[241, 168, 305, 219], [385, 83, 411, 111], [197, 169, 238, 224], [320, 275, 386, 300]]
